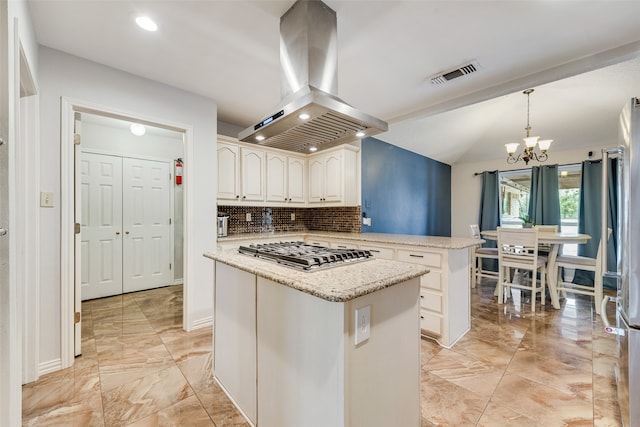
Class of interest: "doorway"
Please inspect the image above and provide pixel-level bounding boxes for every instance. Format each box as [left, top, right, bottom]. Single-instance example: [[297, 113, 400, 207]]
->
[[61, 102, 188, 364]]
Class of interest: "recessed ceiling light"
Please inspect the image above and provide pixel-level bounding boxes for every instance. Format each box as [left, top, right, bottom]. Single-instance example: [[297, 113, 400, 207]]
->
[[298, 113, 310, 120], [309, 146, 318, 152], [135, 16, 158, 32], [256, 135, 265, 142], [356, 131, 366, 138], [130, 123, 146, 136]]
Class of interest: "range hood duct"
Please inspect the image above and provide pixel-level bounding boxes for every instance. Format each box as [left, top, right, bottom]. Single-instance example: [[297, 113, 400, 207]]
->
[[238, 0, 388, 153]]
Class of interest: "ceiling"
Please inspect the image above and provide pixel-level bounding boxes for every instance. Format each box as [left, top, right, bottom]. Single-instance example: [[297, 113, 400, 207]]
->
[[27, 1, 640, 165]]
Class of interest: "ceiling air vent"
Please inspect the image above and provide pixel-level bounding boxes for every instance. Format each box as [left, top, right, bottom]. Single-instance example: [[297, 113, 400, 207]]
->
[[430, 61, 481, 85]]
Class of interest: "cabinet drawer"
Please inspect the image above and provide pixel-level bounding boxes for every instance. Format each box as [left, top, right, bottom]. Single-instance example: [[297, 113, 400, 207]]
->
[[330, 240, 359, 250], [359, 244, 395, 260], [397, 249, 442, 268], [420, 289, 443, 313], [306, 239, 330, 247], [420, 271, 442, 291], [420, 309, 442, 337]]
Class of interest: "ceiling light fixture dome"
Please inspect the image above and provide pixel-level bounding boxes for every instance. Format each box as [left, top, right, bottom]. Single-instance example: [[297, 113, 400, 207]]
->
[[130, 123, 146, 136], [135, 16, 158, 32], [505, 89, 552, 165]]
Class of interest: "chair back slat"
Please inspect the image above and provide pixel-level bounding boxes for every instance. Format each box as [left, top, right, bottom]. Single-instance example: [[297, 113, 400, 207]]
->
[[497, 228, 540, 270]]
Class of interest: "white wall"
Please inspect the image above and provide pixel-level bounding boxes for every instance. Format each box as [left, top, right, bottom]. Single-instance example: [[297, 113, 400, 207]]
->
[[451, 145, 608, 237], [2, 1, 40, 424], [38, 47, 217, 368], [81, 120, 185, 280]]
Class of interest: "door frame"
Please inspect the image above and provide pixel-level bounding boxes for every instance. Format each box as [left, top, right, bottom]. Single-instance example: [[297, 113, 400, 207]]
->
[[60, 97, 193, 368]]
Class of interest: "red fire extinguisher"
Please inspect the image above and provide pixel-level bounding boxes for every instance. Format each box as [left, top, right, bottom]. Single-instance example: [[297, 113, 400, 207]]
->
[[175, 158, 183, 185]]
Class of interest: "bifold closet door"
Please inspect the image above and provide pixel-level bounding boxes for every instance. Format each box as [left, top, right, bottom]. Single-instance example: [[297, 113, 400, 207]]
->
[[80, 153, 172, 300], [121, 157, 172, 293]]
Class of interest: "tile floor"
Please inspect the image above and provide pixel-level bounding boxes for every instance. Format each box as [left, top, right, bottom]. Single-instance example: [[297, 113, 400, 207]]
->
[[22, 280, 622, 426]]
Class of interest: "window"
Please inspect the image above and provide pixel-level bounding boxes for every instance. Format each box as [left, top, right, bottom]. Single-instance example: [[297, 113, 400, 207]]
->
[[498, 165, 581, 254]]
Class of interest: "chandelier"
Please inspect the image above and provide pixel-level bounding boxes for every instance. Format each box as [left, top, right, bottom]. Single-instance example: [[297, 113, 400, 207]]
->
[[505, 89, 552, 165]]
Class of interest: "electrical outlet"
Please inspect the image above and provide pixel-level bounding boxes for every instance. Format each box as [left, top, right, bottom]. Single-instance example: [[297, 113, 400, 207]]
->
[[245, 213, 251, 222], [355, 305, 371, 345], [40, 192, 55, 208], [362, 217, 372, 226], [291, 213, 296, 221]]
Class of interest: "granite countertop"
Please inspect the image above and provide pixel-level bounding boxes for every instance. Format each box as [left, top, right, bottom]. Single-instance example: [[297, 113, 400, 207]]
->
[[204, 249, 429, 302], [218, 231, 479, 250]]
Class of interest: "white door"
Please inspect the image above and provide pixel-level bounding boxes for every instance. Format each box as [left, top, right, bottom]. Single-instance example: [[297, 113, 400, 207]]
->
[[122, 157, 172, 293], [80, 153, 172, 300], [80, 152, 124, 300]]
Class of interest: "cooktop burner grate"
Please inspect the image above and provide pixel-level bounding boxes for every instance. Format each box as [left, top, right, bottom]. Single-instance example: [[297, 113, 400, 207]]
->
[[238, 241, 372, 271]]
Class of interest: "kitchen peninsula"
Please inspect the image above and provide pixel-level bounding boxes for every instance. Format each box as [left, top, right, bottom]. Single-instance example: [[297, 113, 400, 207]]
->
[[204, 245, 428, 427]]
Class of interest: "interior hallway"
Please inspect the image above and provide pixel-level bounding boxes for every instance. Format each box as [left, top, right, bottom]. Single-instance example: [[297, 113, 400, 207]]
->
[[22, 280, 621, 426]]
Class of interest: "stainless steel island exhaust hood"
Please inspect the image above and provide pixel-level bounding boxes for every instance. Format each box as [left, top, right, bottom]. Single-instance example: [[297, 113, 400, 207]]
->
[[238, 0, 388, 153]]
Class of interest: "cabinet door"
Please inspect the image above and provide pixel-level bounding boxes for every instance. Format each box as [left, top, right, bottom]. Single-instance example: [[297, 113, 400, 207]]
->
[[323, 152, 342, 202], [217, 143, 240, 200], [308, 156, 324, 202], [241, 148, 265, 202], [266, 153, 287, 203], [287, 156, 306, 203]]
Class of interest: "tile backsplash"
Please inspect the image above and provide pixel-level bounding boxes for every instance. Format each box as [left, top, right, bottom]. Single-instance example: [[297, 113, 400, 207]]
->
[[218, 205, 362, 235]]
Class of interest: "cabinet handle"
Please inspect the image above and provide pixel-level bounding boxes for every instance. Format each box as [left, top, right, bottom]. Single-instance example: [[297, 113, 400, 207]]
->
[[125, 231, 130, 235], [115, 231, 120, 235], [236, 195, 239, 199], [369, 249, 380, 253], [420, 315, 424, 320], [242, 196, 246, 199], [409, 254, 424, 258], [420, 295, 424, 299], [337, 245, 347, 248]]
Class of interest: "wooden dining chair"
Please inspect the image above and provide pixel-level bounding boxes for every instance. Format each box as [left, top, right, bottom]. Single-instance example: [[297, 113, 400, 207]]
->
[[555, 228, 611, 314], [534, 224, 558, 255], [497, 227, 548, 313], [469, 224, 499, 288]]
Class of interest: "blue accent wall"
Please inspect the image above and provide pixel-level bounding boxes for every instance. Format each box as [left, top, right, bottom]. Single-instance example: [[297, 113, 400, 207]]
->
[[361, 137, 451, 236]]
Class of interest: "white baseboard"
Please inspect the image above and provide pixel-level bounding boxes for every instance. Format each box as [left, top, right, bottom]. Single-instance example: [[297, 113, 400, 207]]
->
[[190, 316, 213, 330], [38, 359, 62, 376]]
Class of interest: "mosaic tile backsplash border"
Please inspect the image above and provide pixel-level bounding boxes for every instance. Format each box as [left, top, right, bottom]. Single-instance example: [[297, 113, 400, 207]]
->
[[218, 205, 362, 235]]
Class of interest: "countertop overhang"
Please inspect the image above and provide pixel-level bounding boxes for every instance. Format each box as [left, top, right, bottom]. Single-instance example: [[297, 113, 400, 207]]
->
[[204, 248, 429, 302]]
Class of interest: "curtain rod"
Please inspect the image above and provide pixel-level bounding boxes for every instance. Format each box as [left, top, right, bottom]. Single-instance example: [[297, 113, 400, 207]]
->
[[473, 162, 582, 176]]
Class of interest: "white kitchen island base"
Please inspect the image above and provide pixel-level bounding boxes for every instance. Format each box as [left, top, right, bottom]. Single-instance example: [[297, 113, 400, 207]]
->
[[212, 259, 423, 427]]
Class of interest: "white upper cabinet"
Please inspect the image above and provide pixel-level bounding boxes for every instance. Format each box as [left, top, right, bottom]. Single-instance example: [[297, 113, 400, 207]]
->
[[217, 136, 358, 207], [287, 156, 306, 203], [308, 146, 358, 205], [217, 141, 240, 201], [266, 153, 306, 204], [241, 147, 266, 202]]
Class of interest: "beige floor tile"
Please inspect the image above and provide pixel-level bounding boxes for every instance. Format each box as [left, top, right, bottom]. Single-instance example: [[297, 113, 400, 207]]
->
[[424, 348, 504, 398], [102, 365, 193, 427], [490, 372, 593, 427], [476, 401, 538, 427], [124, 394, 214, 427], [420, 371, 487, 426]]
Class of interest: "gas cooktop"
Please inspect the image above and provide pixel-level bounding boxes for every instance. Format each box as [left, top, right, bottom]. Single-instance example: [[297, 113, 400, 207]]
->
[[238, 241, 373, 272]]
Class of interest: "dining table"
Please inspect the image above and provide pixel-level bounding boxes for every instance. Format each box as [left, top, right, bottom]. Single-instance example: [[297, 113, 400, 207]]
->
[[480, 229, 591, 309]]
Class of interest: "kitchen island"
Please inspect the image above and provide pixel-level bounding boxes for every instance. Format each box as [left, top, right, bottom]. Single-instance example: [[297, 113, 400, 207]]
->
[[204, 247, 428, 427], [218, 232, 478, 347]]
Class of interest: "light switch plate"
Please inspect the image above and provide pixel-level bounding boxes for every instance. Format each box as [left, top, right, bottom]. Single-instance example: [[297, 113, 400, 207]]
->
[[291, 213, 296, 221], [245, 213, 251, 222], [40, 192, 54, 207], [355, 305, 371, 345]]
